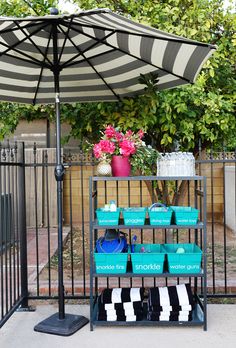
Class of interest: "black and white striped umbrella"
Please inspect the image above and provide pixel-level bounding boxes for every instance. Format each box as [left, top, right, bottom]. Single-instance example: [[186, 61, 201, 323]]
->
[[0, 8, 216, 105]]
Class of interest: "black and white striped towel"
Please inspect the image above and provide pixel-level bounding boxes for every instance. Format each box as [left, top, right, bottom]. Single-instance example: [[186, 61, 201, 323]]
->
[[147, 284, 194, 321], [147, 312, 193, 322], [101, 288, 144, 304], [98, 288, 144, 321], [148, 283, 195, 310], [98, 295, 143, 314], [99, 301, 143, 311], [98, 312, 144, 322], [147, 309, 192, 316], [147, 303, 194, 312]]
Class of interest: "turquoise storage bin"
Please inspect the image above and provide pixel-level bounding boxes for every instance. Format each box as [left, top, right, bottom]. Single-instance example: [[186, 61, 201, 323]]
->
[[94, 250, 129, 274], [131, 244, 165, 274], [163, 243, 202, 274], [96, 208, 121, 225], [123, 207, 147, 226], [148, 207, 172, 225], [170, 206, 199, 225]]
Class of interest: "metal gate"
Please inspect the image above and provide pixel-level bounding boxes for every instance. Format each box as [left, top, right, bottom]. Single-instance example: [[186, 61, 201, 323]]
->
[[196, 145, 236, 298], [0, 142, 28, 328]]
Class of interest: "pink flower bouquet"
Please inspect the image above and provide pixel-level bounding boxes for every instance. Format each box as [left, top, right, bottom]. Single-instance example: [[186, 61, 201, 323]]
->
[[93, 125, 144, 160], [91, 126, 158, 175]]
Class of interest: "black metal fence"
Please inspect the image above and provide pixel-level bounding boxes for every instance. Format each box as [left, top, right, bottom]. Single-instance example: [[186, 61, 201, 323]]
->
[[0, 141, 235, 328], [196, 147, 236, 297], [0, 142, 28, 328]]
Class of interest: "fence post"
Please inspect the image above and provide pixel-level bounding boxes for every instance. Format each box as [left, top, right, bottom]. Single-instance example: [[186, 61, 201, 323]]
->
[[18, 143, 29, 308]]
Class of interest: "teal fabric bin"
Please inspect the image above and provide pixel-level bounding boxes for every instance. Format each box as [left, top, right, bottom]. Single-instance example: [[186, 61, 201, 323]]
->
[[123, 207, 147, 226], [131, 244, 165, 274], [94, 251, 129, 274], [170, 206, 199, 225], [96, 208, 121, 225], [163, 243, 202, 274], [148, 207, 172, 225]]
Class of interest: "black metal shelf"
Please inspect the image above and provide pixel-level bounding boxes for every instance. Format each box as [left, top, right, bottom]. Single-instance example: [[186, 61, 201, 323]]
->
[[93, 271, 204, 278], [92, 175, 204, 182], [93, 220, 204, 230], [89, 175, 207, 331], [93, 303, 204, 327], [93, 260, 204, 277]]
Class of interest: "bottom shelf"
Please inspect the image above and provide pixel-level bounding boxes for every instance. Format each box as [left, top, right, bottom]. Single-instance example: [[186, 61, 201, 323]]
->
[[92, 302, 204, 327]]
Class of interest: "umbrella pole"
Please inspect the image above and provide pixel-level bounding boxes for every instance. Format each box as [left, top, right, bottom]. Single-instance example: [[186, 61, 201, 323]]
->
[[34, 14, 88, 335], [55, 92, 65, 320], [34, 91, 89, 335]]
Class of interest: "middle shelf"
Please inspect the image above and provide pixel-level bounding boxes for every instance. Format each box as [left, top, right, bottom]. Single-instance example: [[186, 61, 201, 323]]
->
[[93, 235, 204, 277], [93, 260, 204, 278]]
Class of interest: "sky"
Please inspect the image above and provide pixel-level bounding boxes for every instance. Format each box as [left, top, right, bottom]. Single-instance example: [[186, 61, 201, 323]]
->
[[58, 0, 80, 13]]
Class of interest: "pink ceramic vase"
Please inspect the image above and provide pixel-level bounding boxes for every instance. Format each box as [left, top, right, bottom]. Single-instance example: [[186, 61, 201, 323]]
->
[[111, 155, 131, 177]]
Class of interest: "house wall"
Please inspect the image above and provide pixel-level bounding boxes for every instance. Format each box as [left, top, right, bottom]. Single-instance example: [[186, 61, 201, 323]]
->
[[7, 119, 80, 148]]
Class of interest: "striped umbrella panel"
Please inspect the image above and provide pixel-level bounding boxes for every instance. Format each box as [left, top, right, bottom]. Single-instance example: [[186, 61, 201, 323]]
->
[[0, 9, 216, 104]]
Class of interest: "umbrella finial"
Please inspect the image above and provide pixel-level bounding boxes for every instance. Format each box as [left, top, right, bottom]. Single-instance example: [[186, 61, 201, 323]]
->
[[50, 8, 59, 15]]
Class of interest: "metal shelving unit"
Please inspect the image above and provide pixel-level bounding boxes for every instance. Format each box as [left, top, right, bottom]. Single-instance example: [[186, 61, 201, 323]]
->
[[89, 176, 207, 331]]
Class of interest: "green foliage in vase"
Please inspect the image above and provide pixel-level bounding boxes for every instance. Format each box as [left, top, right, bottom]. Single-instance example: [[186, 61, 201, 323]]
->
[[130, 144, 159, 176]]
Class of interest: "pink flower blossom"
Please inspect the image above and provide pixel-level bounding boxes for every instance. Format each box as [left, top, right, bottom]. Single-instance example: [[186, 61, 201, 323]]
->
[[93, 143, 102, 158], [119, 139, 136, 157], [104, 125, 116, 139], [100, 140, 115, 154], [138, 130, 144, 139], [92, 127, 146, 160], [125, 130, 133, 138], [93, 140, 115, 158], [115, 131, 123, 142]]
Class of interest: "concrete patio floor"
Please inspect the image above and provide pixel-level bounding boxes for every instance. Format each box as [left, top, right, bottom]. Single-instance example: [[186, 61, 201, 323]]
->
[[1, 304, 236, 348]]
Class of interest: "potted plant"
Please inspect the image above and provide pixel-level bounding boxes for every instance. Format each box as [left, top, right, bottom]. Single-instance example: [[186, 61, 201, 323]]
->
[[91, 125, 159, 177]]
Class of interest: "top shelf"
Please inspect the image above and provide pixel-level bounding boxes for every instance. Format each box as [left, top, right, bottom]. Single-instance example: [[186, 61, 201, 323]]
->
[[92, 175, 205, 182], [93, 221, 204, 230]]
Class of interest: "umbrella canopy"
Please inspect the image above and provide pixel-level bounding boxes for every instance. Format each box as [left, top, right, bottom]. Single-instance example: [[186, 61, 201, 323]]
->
[[0, 8, 216, 105]]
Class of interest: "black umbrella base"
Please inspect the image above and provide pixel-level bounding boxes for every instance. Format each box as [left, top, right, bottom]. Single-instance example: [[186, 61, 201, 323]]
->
[[34, 312, 89, 336]]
